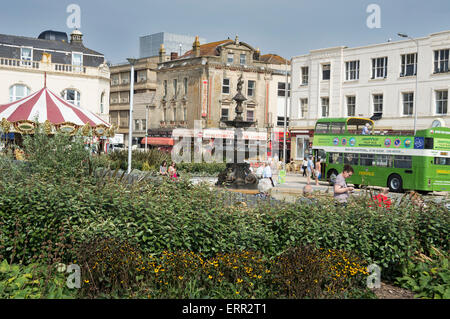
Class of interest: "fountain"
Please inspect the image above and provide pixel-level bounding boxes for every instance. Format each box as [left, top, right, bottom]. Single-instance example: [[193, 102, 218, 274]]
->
[[216, 74, 259, 190]]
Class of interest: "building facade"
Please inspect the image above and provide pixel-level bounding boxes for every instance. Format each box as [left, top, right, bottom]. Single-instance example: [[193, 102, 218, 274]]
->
[[0, 30, 109, 121], [139, 32, 206, 59], [290, 30, 450, 161], [109, 54, 170, 147], [151, 36, 291, 159]]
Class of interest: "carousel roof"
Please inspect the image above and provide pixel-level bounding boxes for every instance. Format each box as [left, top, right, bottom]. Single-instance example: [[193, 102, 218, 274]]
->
[[0, 87, 110, 128]]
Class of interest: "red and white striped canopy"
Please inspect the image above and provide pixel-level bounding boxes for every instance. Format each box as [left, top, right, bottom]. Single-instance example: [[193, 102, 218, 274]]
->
[[0, 87, 110, 127]]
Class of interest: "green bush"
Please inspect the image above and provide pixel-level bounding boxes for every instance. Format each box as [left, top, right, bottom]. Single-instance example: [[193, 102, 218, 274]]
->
[[396, 247, 450, 299]]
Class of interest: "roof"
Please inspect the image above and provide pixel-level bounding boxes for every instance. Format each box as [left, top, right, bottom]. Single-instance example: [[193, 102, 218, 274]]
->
[[179, 39, 233, 59], [259, 54, 290, 65], [0, 33, 103, 56], [316, 117, 373, 125]]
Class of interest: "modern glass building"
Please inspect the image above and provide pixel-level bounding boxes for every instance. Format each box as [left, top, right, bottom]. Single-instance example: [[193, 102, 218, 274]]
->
[[139, 32, 206, 58]]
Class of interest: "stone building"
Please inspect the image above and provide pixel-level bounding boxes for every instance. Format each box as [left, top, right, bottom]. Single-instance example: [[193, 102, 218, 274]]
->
[[150, 36, 291, 158], [109, 54, 169, 147], [0, 29, 109, 121]]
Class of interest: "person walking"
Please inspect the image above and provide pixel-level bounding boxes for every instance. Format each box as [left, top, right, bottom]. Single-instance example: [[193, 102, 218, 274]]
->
[[306, 155, 314, 185], [263, 161, 274, 187], [302, 157, 307, 177], [314, 157, 322, 186], [333, 164, 355, 206]]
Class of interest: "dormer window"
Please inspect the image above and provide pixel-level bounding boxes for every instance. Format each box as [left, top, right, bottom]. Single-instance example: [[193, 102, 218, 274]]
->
[[21, 47, 32, 66], [72, 52, 83, 72], [227, 53, 234, 64]]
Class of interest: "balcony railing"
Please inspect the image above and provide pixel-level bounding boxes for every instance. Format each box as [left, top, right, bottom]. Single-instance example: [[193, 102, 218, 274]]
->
[[0, 57, 108, 78]]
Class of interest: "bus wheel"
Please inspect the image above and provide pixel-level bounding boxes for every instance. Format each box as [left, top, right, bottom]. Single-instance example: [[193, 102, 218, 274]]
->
[[388, 174, 403, 193], [327, 169, 338, 186]]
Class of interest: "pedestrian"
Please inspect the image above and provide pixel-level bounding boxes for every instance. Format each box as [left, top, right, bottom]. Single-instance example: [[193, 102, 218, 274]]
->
[[333, 164, 355, 206], [306, 155, 314, 185], [168, 162, 178, 180], [314, 156, 322, 186], [159, 160, 168, 176], [255, 163, 264, 179], [263, 161, 274, 187], [302, 157, 307, 177], [362, 123, 371, 135]]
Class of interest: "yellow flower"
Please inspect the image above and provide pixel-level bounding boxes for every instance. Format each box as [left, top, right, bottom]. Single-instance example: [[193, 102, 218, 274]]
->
[[235, 291, 240, 295], [237, 278, 243, 284], [208, 275, 213, 280], [178, 276, 183, 280], [84, 280, 89, 283]]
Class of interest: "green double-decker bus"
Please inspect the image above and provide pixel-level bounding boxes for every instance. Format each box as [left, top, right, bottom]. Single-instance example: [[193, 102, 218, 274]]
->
[[312, 117, 450, 193]]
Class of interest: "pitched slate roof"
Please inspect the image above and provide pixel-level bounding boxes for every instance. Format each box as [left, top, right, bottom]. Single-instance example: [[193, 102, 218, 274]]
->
[[0, 33, 103, 56], [259, 54, 290, 65]]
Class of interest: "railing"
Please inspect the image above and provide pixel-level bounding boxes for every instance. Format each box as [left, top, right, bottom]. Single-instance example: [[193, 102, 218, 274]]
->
[[0, 57, 107, 77]]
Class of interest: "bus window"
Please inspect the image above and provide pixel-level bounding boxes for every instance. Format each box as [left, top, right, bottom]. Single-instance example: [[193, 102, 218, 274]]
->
[[344, 153, 359, 166], [315, 123, 330, 134], [331, 122, 345, 134], [425, 138, 434, 150], [434, 157, 450, 165], [375, 155, 393, 167], [329, 152, 343, 164], [360, 154, 375, 166], [394, 155, 412, 169], [316, 149, 327, 161]]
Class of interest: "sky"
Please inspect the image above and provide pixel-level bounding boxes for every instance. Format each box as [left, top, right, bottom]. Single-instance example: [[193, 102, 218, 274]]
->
[[1, 0, 450, 64]]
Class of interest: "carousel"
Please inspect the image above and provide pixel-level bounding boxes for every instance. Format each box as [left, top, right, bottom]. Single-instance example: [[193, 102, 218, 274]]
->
[[0, 84, 114, 154]]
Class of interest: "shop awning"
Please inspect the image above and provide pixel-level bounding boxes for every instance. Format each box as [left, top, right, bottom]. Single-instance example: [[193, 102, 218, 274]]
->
[[141, 137, 174, 146]]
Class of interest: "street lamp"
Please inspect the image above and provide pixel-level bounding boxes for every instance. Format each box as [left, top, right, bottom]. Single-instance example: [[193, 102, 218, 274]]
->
[[398, 33, 419, 135], [127, 58, 138, 174]]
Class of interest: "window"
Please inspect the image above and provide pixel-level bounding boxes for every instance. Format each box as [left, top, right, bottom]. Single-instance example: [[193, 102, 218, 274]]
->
[[434, 157, 450, 165], [222, 78, 230, 94], [137, 70, 147, 82], [173, 79, 178, 98], [401, 53, 417, 77], [246, 110, 254, 122], [372, 57, 388, 79], [20, 47, 32, 66], [301, 67, 309, 85], [331, 122, 345, 134], [134, 119, 140, 131], [184, 78, 188, 95], [227, 53, 234, 64], [403, 92, 414, 115], [329, 153, 343, 164], [163, 80, 167, 98], [173, 108, 177, 121], [347, 96, 356, 117], [375, 155, 393, 167], [221, 108, 229, 121], [240, 53, 246, 65], [72, 53, 83, 72], [62, 89, 81, 106], [394, 155, 412, 169], [436, 90, 448, 115], [121, 73, 130, 85], [141, 119, 146, 130], [183, 108, 187, 121], [277, 116, 289, 126], [344, 153, 359, 166], [321, 97, 329, 117], [111, 74, 119, 86], [373, 94, 383, 114], [315, 123, 329, 134], [9, 84, 30, 102], [345, 61, 360, 80], [119, 111, 128, 127], [163, 108, 167, 122], [300, 98, 308, 118], [322, 64, 330, 80], [434, 49, 449, 73], [360, 154, 375, 166], [278, 82, 290, 97], [100, 93, 105, 114], [247, 80, 255, 97]]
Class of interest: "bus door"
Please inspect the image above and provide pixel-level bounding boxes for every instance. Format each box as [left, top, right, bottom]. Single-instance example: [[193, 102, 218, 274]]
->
[[313, 149, 327, 180]]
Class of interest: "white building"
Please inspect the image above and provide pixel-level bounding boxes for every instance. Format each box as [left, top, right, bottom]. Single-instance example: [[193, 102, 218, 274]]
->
[[0, 30, 110, 121], [290, 30, 450, 161]]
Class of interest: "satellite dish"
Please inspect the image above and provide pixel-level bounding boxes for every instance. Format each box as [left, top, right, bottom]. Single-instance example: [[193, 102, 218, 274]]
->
[[431, 118, 445, 128]]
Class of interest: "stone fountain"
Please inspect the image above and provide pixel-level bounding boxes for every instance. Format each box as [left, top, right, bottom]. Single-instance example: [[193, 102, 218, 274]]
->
[[216, 74, 259, 190]]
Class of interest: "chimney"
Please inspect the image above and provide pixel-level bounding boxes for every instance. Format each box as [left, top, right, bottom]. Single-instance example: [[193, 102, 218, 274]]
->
[[253, 48, 260, 61], [170, 52, 178, 60], [193, 35, 200, 57], [159, 44, 166, 62], [70, 29, 83, 45]]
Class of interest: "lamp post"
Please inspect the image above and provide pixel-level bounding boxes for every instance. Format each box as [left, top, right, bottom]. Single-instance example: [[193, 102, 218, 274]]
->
[[283, 59, 289, 168], [398, 33, 419, 135], [145, 105, 149, 152], [127, 58, 137, 174]]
